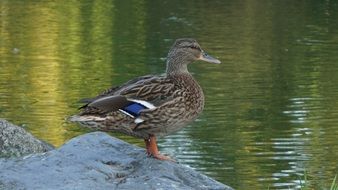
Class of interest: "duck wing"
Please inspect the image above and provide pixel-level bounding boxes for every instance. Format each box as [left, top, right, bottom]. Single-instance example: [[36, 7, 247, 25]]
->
[[119, 76, 176, 106], [79, 75, 177, 115], [79, 75, 156, 104]]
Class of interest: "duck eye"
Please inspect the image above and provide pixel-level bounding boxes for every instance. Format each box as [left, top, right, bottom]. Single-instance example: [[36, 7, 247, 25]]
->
[[189, 46, 198, 49]]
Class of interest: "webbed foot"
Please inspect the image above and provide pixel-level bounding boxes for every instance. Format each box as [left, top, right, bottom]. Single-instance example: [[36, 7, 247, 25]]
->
[[144, 135, 175, 162]]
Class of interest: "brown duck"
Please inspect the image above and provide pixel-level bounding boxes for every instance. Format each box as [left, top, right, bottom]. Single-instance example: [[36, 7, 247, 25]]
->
[[70, 38, 221, 161]]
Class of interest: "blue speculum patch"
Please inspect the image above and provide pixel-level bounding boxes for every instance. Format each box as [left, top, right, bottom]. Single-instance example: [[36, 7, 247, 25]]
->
[[122, 103, 147, 117]]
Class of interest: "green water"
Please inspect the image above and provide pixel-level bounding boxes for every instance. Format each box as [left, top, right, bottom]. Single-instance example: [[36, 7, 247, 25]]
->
[[1, 1, 338, 189]]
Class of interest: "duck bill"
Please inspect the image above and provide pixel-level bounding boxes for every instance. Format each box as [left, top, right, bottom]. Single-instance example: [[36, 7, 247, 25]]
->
[[198, 51, 221, 64]]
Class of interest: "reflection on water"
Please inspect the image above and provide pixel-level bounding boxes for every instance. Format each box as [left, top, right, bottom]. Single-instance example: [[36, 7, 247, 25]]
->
[[1, 1, 338, 189]]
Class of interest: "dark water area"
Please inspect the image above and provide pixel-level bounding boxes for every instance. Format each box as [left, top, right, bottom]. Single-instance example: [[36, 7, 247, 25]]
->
[[1, 1, 338, 189]]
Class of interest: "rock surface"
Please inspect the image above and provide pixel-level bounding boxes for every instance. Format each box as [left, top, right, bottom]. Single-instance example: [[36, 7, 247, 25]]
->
[[0, 119, 54, 158], [0, 131, 233, 190]]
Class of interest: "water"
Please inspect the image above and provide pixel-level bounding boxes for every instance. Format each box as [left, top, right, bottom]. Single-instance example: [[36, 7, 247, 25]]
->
[[1, 0, 338, 189]]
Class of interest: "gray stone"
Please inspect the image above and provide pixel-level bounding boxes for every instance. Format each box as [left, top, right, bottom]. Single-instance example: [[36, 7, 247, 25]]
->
[[0, 132, 233, 190], [0, 119, 54, 158]]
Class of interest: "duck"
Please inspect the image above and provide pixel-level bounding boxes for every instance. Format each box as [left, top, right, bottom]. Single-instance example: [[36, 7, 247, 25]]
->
[[70, 38, 221, 161]]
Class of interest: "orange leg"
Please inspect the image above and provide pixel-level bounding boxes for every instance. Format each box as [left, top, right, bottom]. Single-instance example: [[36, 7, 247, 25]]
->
[[144, 135, 175, 162]]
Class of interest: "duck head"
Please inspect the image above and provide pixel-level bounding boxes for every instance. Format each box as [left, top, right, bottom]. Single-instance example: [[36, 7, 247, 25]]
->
[[166, 38, 221, 75]]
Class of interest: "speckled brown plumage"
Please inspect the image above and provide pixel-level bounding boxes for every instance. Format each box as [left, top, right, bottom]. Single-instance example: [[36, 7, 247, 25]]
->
[[70, 38, 220, 160]]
